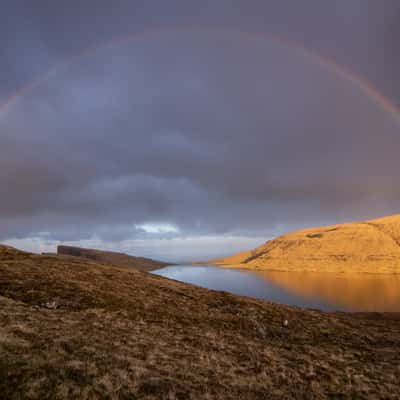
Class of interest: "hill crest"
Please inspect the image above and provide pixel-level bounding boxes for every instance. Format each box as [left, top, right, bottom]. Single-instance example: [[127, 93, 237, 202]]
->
[[209, 214, 400, 273]]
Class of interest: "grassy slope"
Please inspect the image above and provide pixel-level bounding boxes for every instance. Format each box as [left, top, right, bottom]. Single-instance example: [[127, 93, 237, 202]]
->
[[57, 245, 169, 272], [210, 215, 400, 273], [1, 245, 400, 399]]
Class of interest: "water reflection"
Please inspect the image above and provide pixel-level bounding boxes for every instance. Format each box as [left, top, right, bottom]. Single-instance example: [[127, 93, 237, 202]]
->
[[253, 270, 400, 312], [153, 265, 400, 312]]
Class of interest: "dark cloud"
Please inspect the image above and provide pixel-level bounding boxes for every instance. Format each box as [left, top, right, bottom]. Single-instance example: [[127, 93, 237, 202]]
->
[[1, 1, 399, 258]]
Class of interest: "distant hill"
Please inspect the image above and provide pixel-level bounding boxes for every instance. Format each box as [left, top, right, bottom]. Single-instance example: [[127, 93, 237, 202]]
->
[[57, 245, 169, 271], [209, 215, 400, 273], [1, 244, 400, 398]]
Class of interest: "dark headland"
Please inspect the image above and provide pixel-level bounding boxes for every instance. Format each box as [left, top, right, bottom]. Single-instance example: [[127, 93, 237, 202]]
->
[[57, 245, 169, 272]]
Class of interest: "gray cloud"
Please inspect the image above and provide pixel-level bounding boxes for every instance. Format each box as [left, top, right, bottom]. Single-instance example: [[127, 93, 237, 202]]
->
[[1, 1, 399, 259]]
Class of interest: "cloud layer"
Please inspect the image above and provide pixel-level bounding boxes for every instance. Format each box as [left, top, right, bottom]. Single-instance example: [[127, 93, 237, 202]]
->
[[1, 1, 399, 259]]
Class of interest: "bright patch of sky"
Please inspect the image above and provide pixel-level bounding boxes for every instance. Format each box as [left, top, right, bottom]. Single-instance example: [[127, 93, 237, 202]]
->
[[135, 223, 179, 234]]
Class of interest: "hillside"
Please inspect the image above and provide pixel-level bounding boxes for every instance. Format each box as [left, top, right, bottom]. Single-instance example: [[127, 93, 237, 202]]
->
[[57, 245, 169, 271], [210, 215, 400, 273], [1, 244, 400, 399]]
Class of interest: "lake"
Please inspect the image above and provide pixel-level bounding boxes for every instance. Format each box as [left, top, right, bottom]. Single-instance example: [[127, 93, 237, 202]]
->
[[152, 265, 400, 312]]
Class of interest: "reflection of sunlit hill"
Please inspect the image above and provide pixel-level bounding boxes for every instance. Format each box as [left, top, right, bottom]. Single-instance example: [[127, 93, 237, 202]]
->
[[254, 271, 400, 312], [210, 215, 400, 273]]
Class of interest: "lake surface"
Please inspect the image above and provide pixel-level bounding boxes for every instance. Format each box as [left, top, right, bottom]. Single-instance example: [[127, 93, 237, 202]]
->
[[152, 265, 400, 312]]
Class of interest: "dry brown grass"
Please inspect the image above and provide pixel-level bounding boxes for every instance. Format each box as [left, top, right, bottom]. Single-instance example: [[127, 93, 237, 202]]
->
[[1, 245, 400, 399], [211, 214, 400, 273]]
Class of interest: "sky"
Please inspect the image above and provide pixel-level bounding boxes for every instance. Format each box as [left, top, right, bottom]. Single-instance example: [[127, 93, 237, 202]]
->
[[1, 0, 399, 262]]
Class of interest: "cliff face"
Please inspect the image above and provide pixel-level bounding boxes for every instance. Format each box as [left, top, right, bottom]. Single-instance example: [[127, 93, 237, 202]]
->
[[211, 215, 400, 273], [57, 245, 169, 272]]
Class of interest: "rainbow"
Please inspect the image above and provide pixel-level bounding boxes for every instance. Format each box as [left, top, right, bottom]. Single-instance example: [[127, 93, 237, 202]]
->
[[1, 27, 399, 124]]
